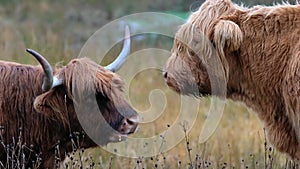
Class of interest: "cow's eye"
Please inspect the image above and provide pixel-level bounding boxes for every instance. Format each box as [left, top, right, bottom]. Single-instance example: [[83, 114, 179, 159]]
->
[[189, 50, 195, 56]]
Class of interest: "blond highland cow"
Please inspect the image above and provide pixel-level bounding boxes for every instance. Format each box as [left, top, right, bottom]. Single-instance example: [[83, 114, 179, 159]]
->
[[164, 0, 300, 160]]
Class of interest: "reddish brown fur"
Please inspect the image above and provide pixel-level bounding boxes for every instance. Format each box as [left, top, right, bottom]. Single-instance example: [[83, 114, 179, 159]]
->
[[165, 0, 300, 160], [0, 58, 137, 168]]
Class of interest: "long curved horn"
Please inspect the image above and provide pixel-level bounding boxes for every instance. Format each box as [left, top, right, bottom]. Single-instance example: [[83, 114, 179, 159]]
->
[[26, 49, 53, 92], [105, 25, 131, 72]]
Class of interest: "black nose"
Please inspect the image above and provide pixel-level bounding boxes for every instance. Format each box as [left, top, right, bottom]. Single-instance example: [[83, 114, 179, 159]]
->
[[163, 72, 168, 79]]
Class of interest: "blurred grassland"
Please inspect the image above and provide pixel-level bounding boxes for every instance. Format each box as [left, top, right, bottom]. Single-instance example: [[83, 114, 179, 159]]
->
[[0, 0, 294, 168]]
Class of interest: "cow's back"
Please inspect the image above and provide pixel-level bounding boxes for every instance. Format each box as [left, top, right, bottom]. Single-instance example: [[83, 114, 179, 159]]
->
[[237, 4, 300, 93], [0, 61, 44, 162]]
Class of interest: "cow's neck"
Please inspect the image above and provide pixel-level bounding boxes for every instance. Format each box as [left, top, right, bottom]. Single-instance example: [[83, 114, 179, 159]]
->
[[227, 57, 282, 113], [225, 50, 300, 158]]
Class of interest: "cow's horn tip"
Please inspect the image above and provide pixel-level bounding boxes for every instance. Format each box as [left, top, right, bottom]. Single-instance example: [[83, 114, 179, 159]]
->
[[26, 48, 33, 53]]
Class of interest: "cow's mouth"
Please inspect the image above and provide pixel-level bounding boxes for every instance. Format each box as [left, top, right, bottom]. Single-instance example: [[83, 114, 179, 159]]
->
[[108, 132, 129, 142], [108, 127, 140, 143], [164, 72, 181, 93]]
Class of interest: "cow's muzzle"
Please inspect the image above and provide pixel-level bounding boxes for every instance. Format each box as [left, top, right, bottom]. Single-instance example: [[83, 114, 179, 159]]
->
[[118, 115, 139, 134], [164, 71, 181, 93], [108, 115, 139, 143]]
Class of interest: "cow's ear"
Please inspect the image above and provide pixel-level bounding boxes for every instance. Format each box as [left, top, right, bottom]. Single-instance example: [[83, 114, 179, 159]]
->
[[34, 87, 68, 126], [208, 20, 242, 79], [210, 20, 243, 52]]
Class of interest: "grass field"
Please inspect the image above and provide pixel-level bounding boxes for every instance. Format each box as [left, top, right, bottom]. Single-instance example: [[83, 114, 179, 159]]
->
[[0, 1, 296, 169], [61, 99, 291, 168]]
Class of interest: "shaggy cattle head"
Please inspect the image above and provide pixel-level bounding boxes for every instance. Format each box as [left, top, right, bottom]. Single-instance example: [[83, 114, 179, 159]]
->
[[27, 26, 139, 145], [164, 0, 243, 96]]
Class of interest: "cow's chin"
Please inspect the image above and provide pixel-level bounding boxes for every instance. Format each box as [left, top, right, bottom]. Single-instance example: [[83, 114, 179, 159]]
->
[[166, 81, 181, 93], [168, 83, 211, 98], [107, 125, 140, 144], [96, 133, 128, 146], [108, 132, 128, 143], [166, 76, 205, 97]]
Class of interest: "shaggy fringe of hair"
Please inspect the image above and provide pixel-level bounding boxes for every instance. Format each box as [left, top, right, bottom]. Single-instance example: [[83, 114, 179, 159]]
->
[[175, 0, 240, 81], [61, 58, 125, 104], [175, 22, 213, 66]]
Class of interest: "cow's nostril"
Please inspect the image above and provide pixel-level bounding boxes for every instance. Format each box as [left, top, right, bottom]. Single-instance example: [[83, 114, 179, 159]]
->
[[126, 119, 134, 125], [163, 72, 168, 79]]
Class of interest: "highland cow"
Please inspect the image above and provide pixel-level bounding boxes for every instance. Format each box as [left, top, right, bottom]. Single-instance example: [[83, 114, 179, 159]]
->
[[164, 0, 300, 160], [0, 26, 139, 168]]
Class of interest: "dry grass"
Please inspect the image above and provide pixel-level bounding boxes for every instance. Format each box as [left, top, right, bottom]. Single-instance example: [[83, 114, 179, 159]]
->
[[0, 1, 297, 169], [60, 101, 291, 169]]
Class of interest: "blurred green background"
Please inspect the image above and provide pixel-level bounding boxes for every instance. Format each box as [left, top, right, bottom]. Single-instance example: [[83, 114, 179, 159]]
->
[[0, 0, 297, 64], [0, 0, 298, 168]]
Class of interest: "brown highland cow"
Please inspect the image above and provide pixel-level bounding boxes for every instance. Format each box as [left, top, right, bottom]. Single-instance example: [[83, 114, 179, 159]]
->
[[0, 27, 139, 168], [164, 0, 300, 160]]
